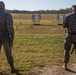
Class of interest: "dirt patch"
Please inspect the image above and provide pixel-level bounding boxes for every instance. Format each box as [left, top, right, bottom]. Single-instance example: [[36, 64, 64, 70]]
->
[[26, 64, 76, 75]]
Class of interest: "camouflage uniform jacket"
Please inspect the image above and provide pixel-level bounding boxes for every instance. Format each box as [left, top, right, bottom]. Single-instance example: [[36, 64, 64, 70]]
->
[[63, 13, 76, 33], [0, 10, 14, 35], [0, 10, 14, 49]]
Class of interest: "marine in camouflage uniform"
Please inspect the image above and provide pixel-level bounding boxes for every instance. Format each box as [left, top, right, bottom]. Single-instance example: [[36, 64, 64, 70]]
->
[[0, 1, 18, 73], [63, 5, 76, 70]]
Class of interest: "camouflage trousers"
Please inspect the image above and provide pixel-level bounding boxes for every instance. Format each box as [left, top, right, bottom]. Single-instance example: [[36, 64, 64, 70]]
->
[[64, 33, 76, 63], [0, 37, 14, 65]]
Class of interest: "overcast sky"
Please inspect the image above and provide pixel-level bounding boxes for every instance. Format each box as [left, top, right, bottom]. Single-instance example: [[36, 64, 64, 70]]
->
[[1, 0, 76, 10]]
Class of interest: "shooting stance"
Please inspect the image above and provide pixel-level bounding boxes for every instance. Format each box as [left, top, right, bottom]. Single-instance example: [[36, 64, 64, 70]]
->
[[63, 5, 76, 70], [0, 1, 18, 73]]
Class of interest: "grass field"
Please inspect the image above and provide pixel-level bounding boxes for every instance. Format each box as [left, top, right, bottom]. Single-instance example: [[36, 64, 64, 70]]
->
[[0, 14, 75, 75]]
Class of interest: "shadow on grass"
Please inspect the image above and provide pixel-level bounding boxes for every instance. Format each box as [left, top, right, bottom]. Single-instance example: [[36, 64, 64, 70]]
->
[[65, 68, 76, 73], [58, 24, 62, 26], [33, 24, 41, 25], [11, 69, 23, 75], [33, 24, 51, 26], [0, 72, 9, 75], [0, 69, 23, 75]]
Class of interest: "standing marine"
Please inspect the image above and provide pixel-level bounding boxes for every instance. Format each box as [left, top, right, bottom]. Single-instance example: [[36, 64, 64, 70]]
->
[[0, 1, 18, 73], [63, 5, 76, 70]]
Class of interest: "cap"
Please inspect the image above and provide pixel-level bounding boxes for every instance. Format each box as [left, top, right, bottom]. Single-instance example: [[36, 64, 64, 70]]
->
[[0, 1, 5, 10], [72, 5, 76, 8]]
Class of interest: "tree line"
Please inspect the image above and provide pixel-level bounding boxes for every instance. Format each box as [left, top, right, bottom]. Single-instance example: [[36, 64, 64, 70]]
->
[[6, 8, 71, 14]]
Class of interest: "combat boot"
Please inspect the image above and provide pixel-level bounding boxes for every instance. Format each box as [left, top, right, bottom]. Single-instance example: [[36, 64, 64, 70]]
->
[[62, 63, 68, 70], [64, 63, 68, 70], [10, 64, 18, 74]]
